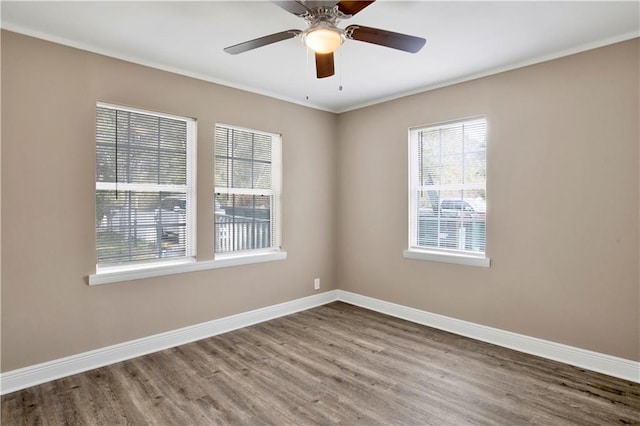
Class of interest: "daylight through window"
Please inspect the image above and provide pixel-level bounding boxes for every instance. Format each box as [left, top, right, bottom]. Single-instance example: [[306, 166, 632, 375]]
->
[[409, 117, 487, 257], [214, 125, 282, 254], [95, 103, 196, 267]]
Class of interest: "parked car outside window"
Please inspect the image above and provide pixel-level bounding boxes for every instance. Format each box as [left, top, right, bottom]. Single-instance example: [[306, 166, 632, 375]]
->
[[417, 197, 486, 252], [439, 198, 486, 218], [155, 195, 186, 244]]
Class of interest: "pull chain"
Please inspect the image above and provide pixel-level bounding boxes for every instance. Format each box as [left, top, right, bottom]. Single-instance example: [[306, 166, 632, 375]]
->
[[338, 47, 343, 91], [115, 112, 118, 200]]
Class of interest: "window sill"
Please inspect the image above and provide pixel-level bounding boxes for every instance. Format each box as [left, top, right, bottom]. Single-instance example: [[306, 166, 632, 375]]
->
[[403, 249, 490, 268], [88, 251, 287, 285]]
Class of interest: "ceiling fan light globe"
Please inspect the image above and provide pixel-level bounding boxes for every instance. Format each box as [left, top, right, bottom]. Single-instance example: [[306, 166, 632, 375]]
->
[[304, 28, 344, 54]]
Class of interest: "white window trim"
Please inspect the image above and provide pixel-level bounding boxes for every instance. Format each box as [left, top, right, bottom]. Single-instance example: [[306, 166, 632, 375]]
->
[[91, 110, 290, 285], [403, 249, 490, 268], [406, 116, 490, 267], [89, 250, 287, 285], [214, 123, 283, 253], [95, 102, 197, 269]]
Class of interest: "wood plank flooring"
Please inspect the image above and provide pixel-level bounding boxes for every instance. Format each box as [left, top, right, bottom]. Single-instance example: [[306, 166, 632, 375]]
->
[[2, 302, 639, 425]]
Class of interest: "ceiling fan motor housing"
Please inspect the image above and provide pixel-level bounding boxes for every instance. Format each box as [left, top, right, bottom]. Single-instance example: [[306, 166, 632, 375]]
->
[[302, 8, 346, 53]]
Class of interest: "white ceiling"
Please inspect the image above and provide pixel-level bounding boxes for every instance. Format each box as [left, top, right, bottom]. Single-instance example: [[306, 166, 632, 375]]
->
[[2, 1, 638, 113]]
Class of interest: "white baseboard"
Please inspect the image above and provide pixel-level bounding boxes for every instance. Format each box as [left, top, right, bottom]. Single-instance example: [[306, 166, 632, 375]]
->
[[2, 288, 637, 395], [337, 290, 640, 383], [0, 291, 339, 395]]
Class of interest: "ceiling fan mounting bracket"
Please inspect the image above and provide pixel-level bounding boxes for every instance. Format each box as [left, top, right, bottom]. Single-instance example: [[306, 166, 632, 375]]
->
[[302, 6, 350, 27]]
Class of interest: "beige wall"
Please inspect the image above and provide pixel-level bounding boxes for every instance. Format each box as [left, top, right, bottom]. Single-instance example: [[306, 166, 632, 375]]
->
[[2, 31, 639, 372], [337, 39, 640, 361], [1, 31, 338, 371]]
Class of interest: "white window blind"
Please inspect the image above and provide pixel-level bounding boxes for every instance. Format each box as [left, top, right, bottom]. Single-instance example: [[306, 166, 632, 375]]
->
[[96, 103, 196, 267], [214, 124, 281, 254], [409, 117, 487, 256]]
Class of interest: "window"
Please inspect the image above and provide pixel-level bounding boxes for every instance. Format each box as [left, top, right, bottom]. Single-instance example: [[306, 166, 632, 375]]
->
[[407, 117, 488, 266], [95, 103, 196, 269], [214, 124, 282, 255]]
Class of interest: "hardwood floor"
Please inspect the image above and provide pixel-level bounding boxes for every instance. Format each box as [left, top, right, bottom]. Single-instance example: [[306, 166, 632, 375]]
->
[[2, 302, 639, 425]]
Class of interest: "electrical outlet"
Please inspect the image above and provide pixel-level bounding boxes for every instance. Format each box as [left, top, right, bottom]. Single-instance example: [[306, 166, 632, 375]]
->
[[314, 278, 320, 290]]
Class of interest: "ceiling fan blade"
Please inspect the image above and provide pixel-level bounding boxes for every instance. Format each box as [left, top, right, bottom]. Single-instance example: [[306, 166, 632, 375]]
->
[[224, 30, 302, 55], [272, 1, 310, 16], [345, 25, 426, 53], [315, 52, 335, 78], [337, 1, 375, 16]]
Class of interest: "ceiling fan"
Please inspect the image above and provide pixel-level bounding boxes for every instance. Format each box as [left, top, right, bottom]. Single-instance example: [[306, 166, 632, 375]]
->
[[223, 0, 426, 79]]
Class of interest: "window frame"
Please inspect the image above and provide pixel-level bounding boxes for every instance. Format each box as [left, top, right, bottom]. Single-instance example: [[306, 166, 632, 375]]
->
[[93, 102, 197, 274], [89, 112, 288, 287], [405, 116, 490, 268], [214, 123, 283, 258]]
